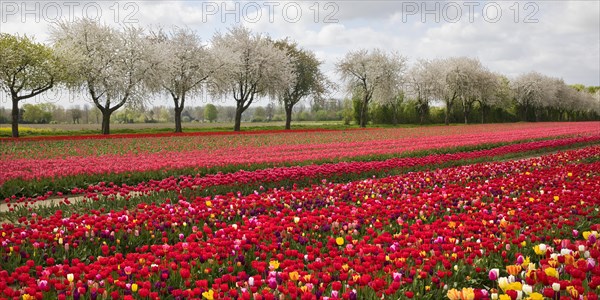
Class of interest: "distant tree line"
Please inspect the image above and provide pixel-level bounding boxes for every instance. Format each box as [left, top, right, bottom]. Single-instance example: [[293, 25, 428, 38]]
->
[[0, 101, 345, 125], [0, 21, 598, 137]]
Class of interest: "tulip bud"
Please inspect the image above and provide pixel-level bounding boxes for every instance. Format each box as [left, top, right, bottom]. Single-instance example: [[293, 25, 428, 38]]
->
[[488, 269, 499, 281], [552, 282, 560, 292], [516, 255, 524, 264], [38, 280, 48, 289], [590, 233, 597, 243], [587, 258, 596, 270], [579, 245, 586, 252], [522, 284, 533, 295], [516, 290, 523, 300], [560, 249, 572, 256]]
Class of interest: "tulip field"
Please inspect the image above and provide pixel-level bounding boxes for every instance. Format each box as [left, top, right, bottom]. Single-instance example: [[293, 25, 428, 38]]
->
[[1, 122, 600, 300]]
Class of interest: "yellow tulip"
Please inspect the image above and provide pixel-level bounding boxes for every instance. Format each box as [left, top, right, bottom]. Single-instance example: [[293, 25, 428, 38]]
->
[[461, 288, 475, 300], [447, 289, 461, 300], [446, 288, 475, 300], [527, 293, 544, 300], [505, 282, 523, 292], [336, 237, 344, 246], [269, 260, 280, 270], [544, 267, 559, 278], [202, 289, 214, 300]]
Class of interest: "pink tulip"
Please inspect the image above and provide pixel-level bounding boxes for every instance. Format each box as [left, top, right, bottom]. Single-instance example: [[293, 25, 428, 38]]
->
[[489, 268, 499, 281]]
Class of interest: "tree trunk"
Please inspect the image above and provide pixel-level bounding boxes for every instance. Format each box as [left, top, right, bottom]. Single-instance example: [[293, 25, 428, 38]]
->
[[285, 106, 293, 130], [420, 113, 425, 125], [391, 104, 398, 126], [359, 97, 368, 128], [11, 98, 19, 138], [359, 109, 366, 127], [174, 107, 183, 133], [558, 110, 564, 121], [463, 104, 470, 124], [444, 97, 453, 126], [481, 105, 485, 124], [234, 106, 243, 132], [101, 109, 111, 135]]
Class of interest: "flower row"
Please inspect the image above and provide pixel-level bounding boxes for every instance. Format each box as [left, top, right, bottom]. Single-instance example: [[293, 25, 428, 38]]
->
[[2, 123, 598, 183], [5, 134, 598, 210]]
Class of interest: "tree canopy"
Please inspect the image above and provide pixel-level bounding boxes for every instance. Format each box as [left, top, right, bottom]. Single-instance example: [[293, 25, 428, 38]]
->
[[0, 33, 61, 137]]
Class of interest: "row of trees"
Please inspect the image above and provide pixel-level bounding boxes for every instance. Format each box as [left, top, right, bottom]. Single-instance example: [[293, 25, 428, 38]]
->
[[1, 21, 329, 137], [1, 21, 598, 137], [9, 90, 597, 128], [1, 102, 334, 125], [0, 103, 221, 125], [346, 55, 599, 127]]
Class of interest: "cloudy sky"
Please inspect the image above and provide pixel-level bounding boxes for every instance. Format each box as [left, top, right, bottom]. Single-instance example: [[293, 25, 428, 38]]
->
[[0, 0, 598, 108]]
